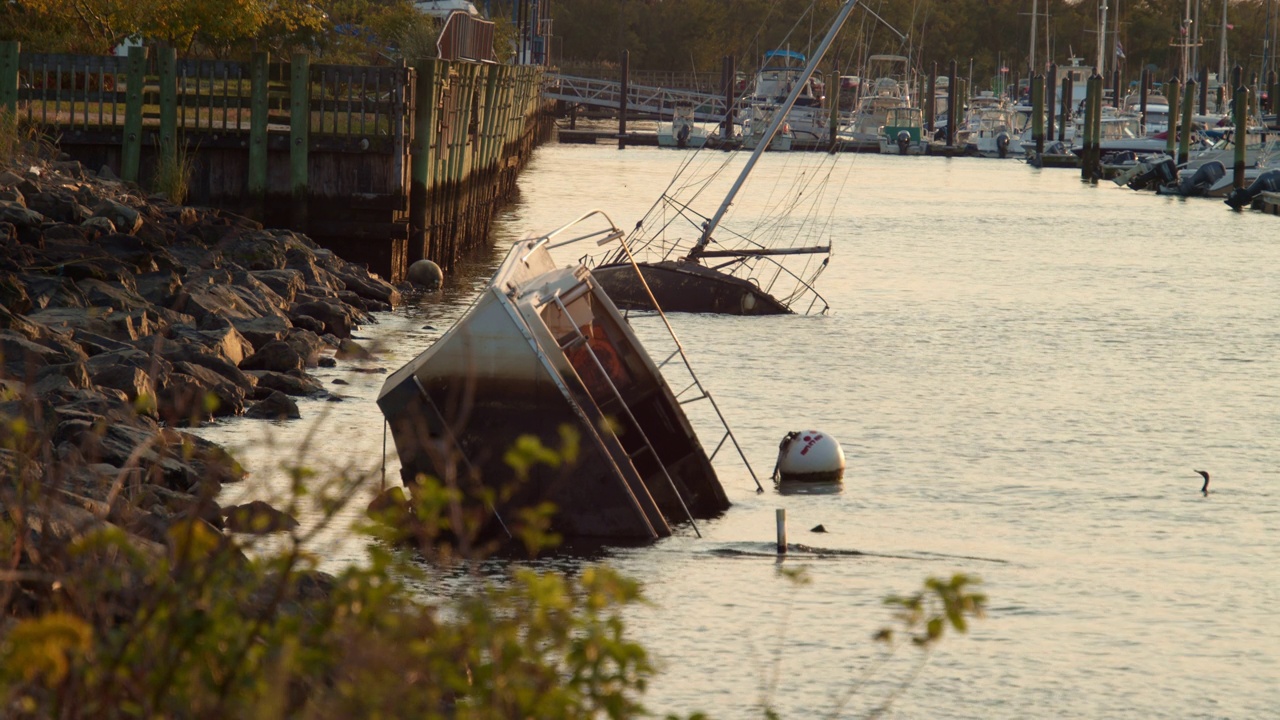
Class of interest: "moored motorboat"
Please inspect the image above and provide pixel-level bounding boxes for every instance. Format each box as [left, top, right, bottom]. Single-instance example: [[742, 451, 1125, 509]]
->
[[378, 212, 733, 544]]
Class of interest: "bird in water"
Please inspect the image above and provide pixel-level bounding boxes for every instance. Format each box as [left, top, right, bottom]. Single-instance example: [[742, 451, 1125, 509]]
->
[[1194, 470, 1210, 495]]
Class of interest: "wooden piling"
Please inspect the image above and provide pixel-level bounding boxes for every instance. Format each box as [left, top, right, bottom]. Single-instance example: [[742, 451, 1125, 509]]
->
[[1031, 74, 1045, 154], [618, 50, 629, 149], [1234, 68, 1247, 189], [1046, 63, 1057, 143], [1092, 74, 1103, 168], [0, 41, 16, 114], [1139, 68, 1150, 136], [247, 51, 269, 217], [290, 53, 311, 230], [722, 55, 735, 144], [946, 60, 957, 149], [925, 64, 936, 137], [1112, 69, 1121, 108], [776, 508, 787, 554], [1180, 79, 1195, 165], [121, 45, 147, 184], [408, 59, 436, 264], [1200, 66, 1209, 115], [1061, 76, 1073, 142], [158, 47, 177, 173], [1166, 77, 1180, 158]]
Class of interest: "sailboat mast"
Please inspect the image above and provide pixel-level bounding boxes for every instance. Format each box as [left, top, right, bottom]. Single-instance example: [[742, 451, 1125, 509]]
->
[[1030, 0, 1037, 74], [1097, 1, 1109, 78], [1219, 0, 1228, 84], [1112, 0, 1121, 80], [1181, 0, 1192, 82], [690, 0, 863, 259]]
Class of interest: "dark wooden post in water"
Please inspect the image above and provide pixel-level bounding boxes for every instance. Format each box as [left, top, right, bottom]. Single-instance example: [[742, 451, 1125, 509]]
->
[[1270, 71, 1279, 122], [828, 68, 841, 153], [925, 65, 936, 137], [0, 41, 17, 114], [122, 45, 147, 184], [946, 60, 958, 149], [1139, 68, 1150, 135], [618, 50, 629, 149], [1031, 74, 1045, 154], [1166, 76, 1181, 158], [1200, 66, 1209, 115], [290, 53, 311, 230], [1046, 63, 1058, 143], [408, 59, 436, 265], [722, 55, 736, 145], [1060, 76, 1073, 142], [1180, 79, 1196, 164], [1234, 66, 1248, 189], [248, 51, 270, 219], [1082, 74, 1101, 180], [1112, 69, 1121, 108], [158, 47, 177, 174]]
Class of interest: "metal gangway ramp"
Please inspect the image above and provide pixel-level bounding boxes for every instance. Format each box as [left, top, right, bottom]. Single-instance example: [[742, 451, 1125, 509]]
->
[[544, 73, 735, 122]]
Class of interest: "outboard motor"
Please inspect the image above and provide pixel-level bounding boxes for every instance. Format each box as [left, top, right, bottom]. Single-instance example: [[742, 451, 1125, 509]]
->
[[996, 132, 1010, 158], [1225, 169, 1280, 209], [896, 130, 911, 155], [1178, 161, 1226, 197], [1127, 157, 1177, 191], [1045, 140, 1066, 155], [676, 123, 691, 149]]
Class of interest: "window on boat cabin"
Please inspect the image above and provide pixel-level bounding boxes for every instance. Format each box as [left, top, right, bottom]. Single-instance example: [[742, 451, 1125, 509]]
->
[[540, 290, 636, 394]]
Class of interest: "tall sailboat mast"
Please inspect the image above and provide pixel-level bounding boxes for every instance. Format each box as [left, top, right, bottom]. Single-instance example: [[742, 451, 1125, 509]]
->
[[1030, 0, 1038, 74], [1219, 0, 1228, 84], [1097, 1, 1110, 78], [690, 0, 862, 259]]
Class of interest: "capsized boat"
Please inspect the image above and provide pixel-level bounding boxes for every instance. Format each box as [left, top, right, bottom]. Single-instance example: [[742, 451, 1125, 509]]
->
[[585, 0, 862, 315], [378, 212, 752, 544]]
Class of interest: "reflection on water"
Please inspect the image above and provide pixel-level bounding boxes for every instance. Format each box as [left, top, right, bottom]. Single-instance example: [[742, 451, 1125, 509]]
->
[[198, 146, 1280, 718]]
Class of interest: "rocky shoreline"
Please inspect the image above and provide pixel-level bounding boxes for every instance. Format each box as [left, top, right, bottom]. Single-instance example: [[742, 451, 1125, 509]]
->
[[0, 149, 404, 554]]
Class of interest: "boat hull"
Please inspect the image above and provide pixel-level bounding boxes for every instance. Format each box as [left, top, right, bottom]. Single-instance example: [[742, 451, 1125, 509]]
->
[[378, 238, 730, 545], [591, 260, 793, 315]]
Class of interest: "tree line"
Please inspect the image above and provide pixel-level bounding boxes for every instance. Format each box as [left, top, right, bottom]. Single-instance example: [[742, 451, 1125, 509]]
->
[[553, 0, 1280, 91]]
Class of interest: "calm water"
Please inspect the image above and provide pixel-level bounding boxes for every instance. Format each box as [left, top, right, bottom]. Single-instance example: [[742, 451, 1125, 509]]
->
[[202, 143, 1280, 718]]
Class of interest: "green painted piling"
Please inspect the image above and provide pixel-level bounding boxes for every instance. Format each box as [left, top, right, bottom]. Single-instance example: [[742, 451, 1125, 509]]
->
[[1031, 74, 1045, 154], [0, 41, 18, 114], [289, 53, 310, 229], [1234, 78, 1248, 189], [158, 47, 177, 168], [121, 45, 148, 184], [247, 52, 269, 211], [1180, 79, 1195, 165], [1166, 77, 1180, 158]]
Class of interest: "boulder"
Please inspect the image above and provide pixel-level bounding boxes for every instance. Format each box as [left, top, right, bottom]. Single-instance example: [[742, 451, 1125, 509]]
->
[[246, 370, 324, 397], [1, 331, 72, 379], [238, 340, 304, 374], [165, 322, 255, 366], [290, 300, 354, 338], [89, 364, 156, 404], [244, 391, 301, 420], [249, 269, 305, 303], [229, 315, 292, 349], [222, 500, 299, 533], [170, 361, 248, 416], [91, 199, 142, 235], [135, 271, 183, 305]]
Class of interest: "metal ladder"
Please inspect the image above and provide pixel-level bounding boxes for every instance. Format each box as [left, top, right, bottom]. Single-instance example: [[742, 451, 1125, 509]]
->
[[548, 293, 702, 538]]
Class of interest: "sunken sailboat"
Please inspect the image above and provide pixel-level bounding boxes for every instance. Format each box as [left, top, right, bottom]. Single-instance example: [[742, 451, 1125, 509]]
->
[[378, 212, 741, 543], [587, 0, 864, 316]]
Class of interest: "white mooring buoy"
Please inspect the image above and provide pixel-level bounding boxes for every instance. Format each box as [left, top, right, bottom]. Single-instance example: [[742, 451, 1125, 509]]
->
[[773, 430, 845, 484]]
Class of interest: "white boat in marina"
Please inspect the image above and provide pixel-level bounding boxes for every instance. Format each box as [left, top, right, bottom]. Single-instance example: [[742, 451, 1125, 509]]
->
[[961, 91, 1024, 158], [377, 211, 739, 544], [657, 100, 710, 149], [740, 49, 829, 149], [845, 55, 914, 147], [1121, 91, 1171, 135]]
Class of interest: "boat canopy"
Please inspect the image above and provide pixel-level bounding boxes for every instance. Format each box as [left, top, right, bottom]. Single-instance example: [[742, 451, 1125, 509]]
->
[[764, 49, 806, 65]]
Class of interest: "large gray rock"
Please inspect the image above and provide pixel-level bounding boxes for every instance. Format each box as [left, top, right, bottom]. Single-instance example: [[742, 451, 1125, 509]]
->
[[246, 370, 324, 397], [290, 300, 354, 339], [2, 331, 73, 379], [157, 341, 256, 393], [244, 391, 301, 421], [238, 340, 304, 374], [165, 322, 255, 366], [89, 364, 156, 405], [248, 269, 305, 304], [229, 315, 293, 349], [92, 199, 142, 235], [171, 361, 247, 416]]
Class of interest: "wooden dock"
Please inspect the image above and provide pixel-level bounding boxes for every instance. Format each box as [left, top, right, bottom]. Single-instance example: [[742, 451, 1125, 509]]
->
[[0, 41, 551, 283]]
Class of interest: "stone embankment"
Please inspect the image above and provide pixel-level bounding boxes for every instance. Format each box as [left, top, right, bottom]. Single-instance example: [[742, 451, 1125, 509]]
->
[[0, 151, 402, 551]]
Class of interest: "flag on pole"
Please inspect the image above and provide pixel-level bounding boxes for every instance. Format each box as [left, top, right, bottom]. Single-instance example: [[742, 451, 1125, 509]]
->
[[1116, 41, 1125, 59]]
